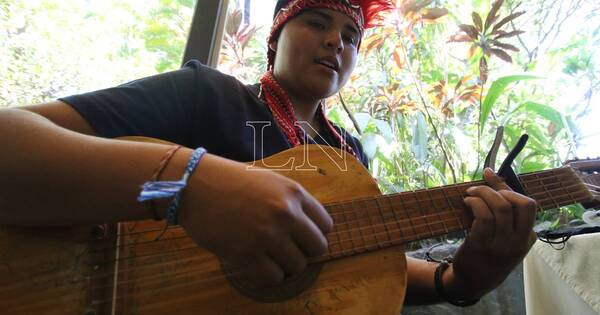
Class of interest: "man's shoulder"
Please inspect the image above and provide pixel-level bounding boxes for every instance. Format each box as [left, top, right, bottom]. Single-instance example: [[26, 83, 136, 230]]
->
[[182, 60, 237, 82], [181, 60, 258, 96]]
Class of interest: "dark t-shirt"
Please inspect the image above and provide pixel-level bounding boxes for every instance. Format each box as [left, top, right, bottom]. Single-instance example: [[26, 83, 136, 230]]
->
[[59, 60, 369, 168]]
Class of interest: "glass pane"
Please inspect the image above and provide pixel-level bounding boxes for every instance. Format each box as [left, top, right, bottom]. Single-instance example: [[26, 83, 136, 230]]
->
[[217, 0, 276, 84], [0, 0, 196, 106]]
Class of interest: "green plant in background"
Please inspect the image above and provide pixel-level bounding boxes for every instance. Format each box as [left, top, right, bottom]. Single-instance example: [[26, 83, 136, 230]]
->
[[142, 0, 195, 72], [1, 0, 598, 229]]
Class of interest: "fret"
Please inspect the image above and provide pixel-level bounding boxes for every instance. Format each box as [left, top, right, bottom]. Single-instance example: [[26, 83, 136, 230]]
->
[[395, 194, 421, 242], [538, 171, 561, 209], [371, 197, 394, 247], [411, 191, 436, 238], [441, 186, 464, 230], [384, 195, 408, 244], [524, 181, 575, 207], [350, 200, 371, 253], [370, 198, 392, 245], [308, 166, 595, 264], [426, 188, 449, 235], [361, 198, 385, 249], [541, 194, 575, 208], [341, 201, 359, 255], [329, 204, 345, 258], [526, 177, 576, 197], [454, 184, 472, 236]]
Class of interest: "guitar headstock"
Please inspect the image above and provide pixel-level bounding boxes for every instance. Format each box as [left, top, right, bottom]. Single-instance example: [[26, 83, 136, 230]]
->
[[565, 157, 600, 173]]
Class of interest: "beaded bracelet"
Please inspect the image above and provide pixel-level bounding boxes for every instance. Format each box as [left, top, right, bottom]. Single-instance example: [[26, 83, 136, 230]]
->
[[138, 147, 207, 225], [434, 258, 480, 307]]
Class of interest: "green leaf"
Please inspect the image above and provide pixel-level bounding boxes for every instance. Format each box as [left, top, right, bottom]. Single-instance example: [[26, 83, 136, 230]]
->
[[327, 107, 348, 130], [522, 102, 565, 128], [355, 113, 373, 132], [374, 118, 394, 141], [520, 161, 547, 173], [360, 133, 378, 160], [411, 112, 429, 163], [480, 75, 542, 133], [523, 123, 550, 150]]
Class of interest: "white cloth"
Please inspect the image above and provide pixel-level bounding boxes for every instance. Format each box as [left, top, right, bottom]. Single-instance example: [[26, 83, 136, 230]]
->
[[524, 233, 600, 315]]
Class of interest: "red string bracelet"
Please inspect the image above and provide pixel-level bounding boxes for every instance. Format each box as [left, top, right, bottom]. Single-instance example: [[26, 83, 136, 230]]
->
[[146, 145, 181, 220]]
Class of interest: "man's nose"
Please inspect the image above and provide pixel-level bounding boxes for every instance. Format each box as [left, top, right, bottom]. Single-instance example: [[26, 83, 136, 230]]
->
[[324, 31, 343, 53]]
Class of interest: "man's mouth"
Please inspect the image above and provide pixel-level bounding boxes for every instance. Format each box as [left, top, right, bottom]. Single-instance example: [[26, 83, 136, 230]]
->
[[314, 57, 339, 72]]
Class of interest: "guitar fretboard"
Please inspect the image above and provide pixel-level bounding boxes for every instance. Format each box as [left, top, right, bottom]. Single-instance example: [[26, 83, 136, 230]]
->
[[310, 167, 594, 263]]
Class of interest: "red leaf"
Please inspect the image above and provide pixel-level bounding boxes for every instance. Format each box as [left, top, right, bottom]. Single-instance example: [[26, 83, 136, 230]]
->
[[492, 11, 526, 33], [491, 40, 519, 51], [491, 48, 513, 62], [493, 30, 525, 40], [448, 33, 473, 43], [393, 48, 405, 69], [458, 24, 479, 40], [479, 57, 489, 84], [485, 0, 504, 30], [468, 44, 479, 59], [362, 33, 386, 56], [455, 75, 473, 92], [422, 8, 448, 20], [472, 12, 483, 31]]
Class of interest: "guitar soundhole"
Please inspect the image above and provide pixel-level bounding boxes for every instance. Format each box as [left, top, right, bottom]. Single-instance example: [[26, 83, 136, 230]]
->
[[221, 260, 323, 302]]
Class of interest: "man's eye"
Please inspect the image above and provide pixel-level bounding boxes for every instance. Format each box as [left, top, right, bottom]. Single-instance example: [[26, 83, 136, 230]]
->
[[308, 21, 325, 29], [344, 35, 357, 45]]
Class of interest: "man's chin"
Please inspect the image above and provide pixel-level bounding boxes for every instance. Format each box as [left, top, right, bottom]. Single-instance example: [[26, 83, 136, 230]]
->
[[305, 81, 339, 99]]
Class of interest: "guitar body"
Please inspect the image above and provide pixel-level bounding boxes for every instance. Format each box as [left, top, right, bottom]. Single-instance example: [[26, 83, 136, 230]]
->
[[0, 144, 407, 314]]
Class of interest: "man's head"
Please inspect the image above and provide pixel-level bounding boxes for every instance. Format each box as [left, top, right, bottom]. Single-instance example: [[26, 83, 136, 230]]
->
[[266, 0, 392, 100], [268, 0, 392, 68]]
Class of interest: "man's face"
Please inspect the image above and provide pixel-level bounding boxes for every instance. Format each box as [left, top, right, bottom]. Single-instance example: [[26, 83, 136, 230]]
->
[[270, 8, 359, 102]]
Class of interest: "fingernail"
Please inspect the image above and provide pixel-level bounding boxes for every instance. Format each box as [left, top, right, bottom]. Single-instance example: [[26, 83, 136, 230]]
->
[[466, 187, 475, 194], [484, 167, 495, 176]]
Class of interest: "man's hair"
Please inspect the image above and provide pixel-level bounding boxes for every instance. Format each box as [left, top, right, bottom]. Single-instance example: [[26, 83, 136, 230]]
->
[[273, 0, 291, 19]]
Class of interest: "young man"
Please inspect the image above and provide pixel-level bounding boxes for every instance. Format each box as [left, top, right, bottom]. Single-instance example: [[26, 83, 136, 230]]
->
[[0, 0, 536, 306]]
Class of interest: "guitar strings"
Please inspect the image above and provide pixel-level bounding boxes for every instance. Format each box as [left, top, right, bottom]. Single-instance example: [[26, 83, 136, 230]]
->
[[2, 171, 589, 308], [3, 177, 582, 305], [59, 174, 588, 259], [68, 169, 586, 251], [67, 168, 580, 244], [4, 174, 584, 289], [25, 166, 582, 312], [6, 174, 583, 282]]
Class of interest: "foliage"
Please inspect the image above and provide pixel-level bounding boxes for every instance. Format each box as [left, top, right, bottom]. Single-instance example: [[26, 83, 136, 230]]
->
[[1, 0, 598, 229], [216, 0, 597, 229], [141, 0, 194, 72], [0, 0, 192, 106]]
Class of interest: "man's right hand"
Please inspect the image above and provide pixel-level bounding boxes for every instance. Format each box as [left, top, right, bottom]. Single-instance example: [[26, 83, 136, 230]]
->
[[177, 153, 333, 287]]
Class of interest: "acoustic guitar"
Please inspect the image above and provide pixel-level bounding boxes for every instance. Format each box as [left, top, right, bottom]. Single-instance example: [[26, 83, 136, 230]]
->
[[1, 140, 595, 314]]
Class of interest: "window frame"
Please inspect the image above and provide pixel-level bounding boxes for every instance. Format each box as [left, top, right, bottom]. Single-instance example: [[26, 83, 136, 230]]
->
[[182, 0, 229, 67]]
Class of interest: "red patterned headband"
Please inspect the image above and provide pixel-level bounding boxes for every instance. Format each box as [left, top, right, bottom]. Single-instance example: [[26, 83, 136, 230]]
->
[[267, 0, 392, 67]]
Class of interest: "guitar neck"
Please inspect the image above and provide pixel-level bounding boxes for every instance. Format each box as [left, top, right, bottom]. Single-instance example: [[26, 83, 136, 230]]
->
[[312, 167, 594, 263]]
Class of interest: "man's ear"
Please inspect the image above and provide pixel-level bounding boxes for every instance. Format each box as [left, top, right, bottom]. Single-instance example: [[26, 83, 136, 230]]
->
[[268, 40, 278, 52]]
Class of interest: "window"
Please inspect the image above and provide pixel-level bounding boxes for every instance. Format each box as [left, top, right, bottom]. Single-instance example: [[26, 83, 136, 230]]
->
[[216, 0, 276, 84], [0, 0, 196, 106]]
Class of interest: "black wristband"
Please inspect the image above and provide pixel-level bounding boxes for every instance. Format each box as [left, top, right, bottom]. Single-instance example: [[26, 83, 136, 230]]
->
[[434, 259, 480, 307]]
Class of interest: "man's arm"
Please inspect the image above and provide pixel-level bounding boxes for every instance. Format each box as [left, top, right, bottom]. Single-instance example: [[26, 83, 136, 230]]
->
[[403, 169, 537, 305], [25, 101, 98, 136], [0, 103, 332, 286]]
